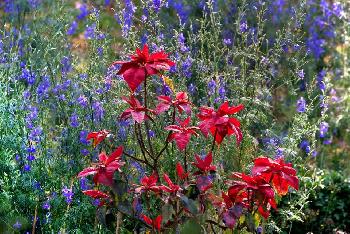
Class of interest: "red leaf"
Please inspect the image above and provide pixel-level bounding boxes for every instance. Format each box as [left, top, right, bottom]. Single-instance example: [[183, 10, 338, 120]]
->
[[176, 162, 189, 180], [113, 44, 175, 92], [106, 146, 123, 165], [78, 167, 97, 178], [82, 190, 110, 199]]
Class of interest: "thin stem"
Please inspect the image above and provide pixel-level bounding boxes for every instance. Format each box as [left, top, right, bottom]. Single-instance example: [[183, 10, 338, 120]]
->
[[156, 106, 176, 159], [123, 151, 152, 168], [134, 124, 147, 160], [211, 129, 218, 152], [143, 79, 155, 157], [184, 148, 188, 172], [137, 123, 153, 158], [32, 205, 38, 234]]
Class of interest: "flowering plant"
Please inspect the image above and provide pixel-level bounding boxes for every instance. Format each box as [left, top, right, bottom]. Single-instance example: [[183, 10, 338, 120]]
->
[[78, 45, 299, 232]]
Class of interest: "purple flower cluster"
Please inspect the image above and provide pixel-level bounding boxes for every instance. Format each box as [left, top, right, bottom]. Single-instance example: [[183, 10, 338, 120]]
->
[[62, 187, 74, 204]]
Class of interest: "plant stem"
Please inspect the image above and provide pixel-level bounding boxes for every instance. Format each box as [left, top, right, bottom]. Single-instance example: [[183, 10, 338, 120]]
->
[[211, 129, 218, 153], [143, 78, 155, 157]]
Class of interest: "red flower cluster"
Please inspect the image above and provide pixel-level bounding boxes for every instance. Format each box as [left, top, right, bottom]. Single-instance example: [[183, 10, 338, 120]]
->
[[113, 44, 175, 92], [198, 101, 244, 145], [77, 45, 299, 232], [78, 146, 124, 186]]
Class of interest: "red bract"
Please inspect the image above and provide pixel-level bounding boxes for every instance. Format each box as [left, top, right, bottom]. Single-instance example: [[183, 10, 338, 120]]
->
[[112, 44, 175, 92], [252, 157, 299, 196], [160, 173, 182, 194], [176, 162, 189, 181], [165, 117, 199, 151], [197, 101, 244, 145], [86, 130, 110, 147], [142, 214, 162, 231], [120, 95, 155, 123], [82, 190, 110, 199], [82, 190, 111, 207], [156, 92, 191, 115], [78, 146, 124, 187], [134, 172, 160, 193], [192, 152, 216, 174], [229, 173, 276, 219]]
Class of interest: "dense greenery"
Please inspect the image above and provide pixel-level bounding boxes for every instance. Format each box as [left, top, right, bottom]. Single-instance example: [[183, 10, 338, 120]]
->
[[0, 0, 349, 233]]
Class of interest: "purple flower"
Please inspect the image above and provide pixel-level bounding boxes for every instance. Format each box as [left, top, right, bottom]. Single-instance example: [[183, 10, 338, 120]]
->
[[24, 164, 31, 172], [67, 21, 78, 35], [92, 199, 101, 206], [148, 130, 155, 138], [62, 187, 74, 204], [81, 149, 90, 156], [77, 4, 89, 20], [79, 130, 89, 145], [37, 76, 51, 101], [296, 97, 306, 113], [182, 56, 192, 78], [20, 68, 36, 85], [77, 95, 88, 107], [297, 69, 304, 79], [61, 57, 72, 75], [223, 38, 232, 45], [207, 79, 216, 96], [153, 0, 161, 12], [319, 121, 329, 138], [92, 101, 104, 122], [42, 202, 50, 210], [80, 177, 90, 190], [27, 154, 36, 161], [84, 24, 96, 39], [13, 221, 22, 229], [300, 139, 310, 153], [29, 127, 43, 142], [188, 83, 196, 95], [69, 113, 79, 128], [239, 20, 248, 33]]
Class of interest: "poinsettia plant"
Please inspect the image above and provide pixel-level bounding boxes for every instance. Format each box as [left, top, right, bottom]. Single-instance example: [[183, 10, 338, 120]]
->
[[78, 44, 299, 233]]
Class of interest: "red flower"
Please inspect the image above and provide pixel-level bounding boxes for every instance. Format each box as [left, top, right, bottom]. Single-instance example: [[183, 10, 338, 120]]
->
[[159, 173, 182, 194], [165, 117, 199, 151], [120, 95, 155, 123], [77, 146, 125, 187], [142, 214, 162, 231], [229, 173, 276, 219], [113, 44, 175, 92], [82, 190, 111, 207], [156, 92, 192, 115], [176, 162, 189, 181], [134, 172, 160, 193], [192, 152, 216, 174], [252, 157, 299, 196], [197, 101, 244, 145], [86, 130, 110, 147]]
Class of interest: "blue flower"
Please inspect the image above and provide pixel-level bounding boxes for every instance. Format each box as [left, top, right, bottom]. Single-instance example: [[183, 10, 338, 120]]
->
[[299, 139, 310, 153], [13, 221, 22, 229], [67, 21, 78, 35], [296, 97, 306, 113], [24, 164, 31, 172], [62, 187, 74, 204], [84, 24, 96, 39], [207, 79, 216, 96], [319, 121, 329, 138], [69, 113, 79, 128], [77, 4, 89, 20], [42, 201, 50, 210]]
